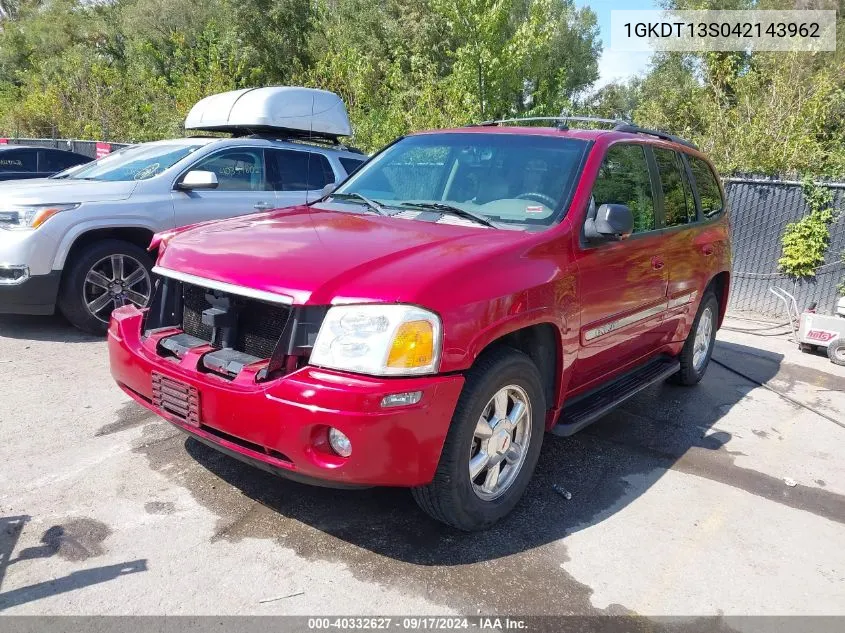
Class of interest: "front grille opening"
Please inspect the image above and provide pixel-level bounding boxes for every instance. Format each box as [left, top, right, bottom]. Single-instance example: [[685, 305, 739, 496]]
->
[[179, 284, 290, 360], [145, 276, 327, 381], [201, 424, 292, 464]]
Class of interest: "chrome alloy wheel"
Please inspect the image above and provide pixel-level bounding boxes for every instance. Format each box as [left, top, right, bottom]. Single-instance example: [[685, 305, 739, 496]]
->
[[83, 254, 152, 323], [469, 385, 532, 501], [692, 306, 714, 372]]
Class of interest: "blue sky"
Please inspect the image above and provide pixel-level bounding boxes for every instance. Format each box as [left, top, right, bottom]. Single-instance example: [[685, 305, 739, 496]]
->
[[583, 0, 659, 87]]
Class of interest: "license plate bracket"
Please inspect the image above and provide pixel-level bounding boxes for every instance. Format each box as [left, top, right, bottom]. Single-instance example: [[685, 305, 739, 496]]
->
[[151, 372, 201, 427]]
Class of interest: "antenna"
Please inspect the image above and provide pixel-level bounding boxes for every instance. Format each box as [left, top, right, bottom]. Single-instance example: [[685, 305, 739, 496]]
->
[[305, 94, 315, 205]]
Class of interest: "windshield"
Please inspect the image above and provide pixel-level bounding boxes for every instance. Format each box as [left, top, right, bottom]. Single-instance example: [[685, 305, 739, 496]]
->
[[330, 133, 588, 228], [64, 143, 204, 182]]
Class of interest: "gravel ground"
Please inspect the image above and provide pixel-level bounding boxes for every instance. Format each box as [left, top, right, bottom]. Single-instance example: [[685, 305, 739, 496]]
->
[[1, 313, 844, 624]]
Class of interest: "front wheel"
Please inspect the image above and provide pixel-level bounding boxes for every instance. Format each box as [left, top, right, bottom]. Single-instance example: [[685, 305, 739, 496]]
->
[[672, 290, 719, 386], [411, 347, 545, 531], [58, 239, 154, 335]]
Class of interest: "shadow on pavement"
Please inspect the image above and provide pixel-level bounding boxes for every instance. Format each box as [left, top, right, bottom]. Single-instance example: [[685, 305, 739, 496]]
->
[[181, 340, 822, 566], [0, 515, 146, 611], [0, 315, 100, 343]]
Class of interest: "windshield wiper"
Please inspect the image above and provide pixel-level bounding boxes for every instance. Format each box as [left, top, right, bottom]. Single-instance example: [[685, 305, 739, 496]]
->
[[399, 202, 496, 228], [329, 192, 388, 216]]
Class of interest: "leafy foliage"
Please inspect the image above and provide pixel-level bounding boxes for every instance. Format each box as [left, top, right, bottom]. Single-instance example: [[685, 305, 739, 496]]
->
[[0, 0, 600, 151], [778, 178, 836, 279]]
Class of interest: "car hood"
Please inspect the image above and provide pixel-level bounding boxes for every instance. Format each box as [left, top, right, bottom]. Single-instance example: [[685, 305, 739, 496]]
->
[[157, 206, 525, 305], [0, 178, 137, 204]]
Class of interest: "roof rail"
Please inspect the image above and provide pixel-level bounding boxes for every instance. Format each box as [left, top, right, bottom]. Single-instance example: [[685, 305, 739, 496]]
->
[[241, 131, 366, 154], [470, 116, 629, 130], [466, 115, 698, 149], [612, 123, 698, 150]]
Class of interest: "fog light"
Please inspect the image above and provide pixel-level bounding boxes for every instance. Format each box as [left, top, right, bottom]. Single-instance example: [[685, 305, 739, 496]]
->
[[328, 427, 352, 457], [380, 391, 423, 408]]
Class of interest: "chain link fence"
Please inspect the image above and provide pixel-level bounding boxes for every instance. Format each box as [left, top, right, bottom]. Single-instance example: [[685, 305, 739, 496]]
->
[[725, 176, 845, 319]]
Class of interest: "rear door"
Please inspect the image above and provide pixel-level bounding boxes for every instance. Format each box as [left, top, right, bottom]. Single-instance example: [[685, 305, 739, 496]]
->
[[659, 150, 727, 341], [652, 147, 701, 340], [171, 147, 274, 226], [571, 143, 669, 391], [266, 148, 337, 209]]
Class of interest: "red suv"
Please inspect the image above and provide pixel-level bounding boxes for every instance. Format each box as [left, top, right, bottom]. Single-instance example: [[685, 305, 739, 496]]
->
[[108, 119, 730, 531]]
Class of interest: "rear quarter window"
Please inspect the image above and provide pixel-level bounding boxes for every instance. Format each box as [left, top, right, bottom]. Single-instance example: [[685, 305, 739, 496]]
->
[[688, 156, 724, 219], [339, 157, 365, 176]]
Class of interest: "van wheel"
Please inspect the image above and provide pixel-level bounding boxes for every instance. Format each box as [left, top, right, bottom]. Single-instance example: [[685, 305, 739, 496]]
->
[[671, 290, 719, 386], [411, 347, 545, 531], [58, 239, 154, 335], [828, 339, 845, 367]]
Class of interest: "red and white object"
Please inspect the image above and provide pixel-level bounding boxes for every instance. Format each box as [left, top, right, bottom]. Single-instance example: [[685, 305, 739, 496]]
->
[[95, 141, 111, 159]]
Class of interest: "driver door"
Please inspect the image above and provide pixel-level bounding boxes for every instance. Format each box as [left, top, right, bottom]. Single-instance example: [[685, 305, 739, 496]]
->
[[171, 148, 274, 226], [570, 143, 669, 392]]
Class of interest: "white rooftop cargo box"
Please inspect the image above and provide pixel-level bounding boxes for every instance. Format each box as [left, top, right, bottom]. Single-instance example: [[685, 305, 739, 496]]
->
[[184, 87, 352, 139]]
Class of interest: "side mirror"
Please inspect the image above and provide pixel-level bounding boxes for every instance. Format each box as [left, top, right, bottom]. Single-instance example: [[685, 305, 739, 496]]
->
[[320, 182, 337, 198], [177, 170, 218, 191], [585, 203, 634, 241]]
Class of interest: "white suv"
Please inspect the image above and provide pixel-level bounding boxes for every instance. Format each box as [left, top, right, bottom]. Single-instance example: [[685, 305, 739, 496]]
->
[[0, 88, 366, 333]]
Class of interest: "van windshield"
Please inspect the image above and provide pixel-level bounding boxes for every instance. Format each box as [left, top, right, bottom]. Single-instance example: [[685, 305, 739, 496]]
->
[[63, 143, 204, 182], [329, 133, 588, 229]]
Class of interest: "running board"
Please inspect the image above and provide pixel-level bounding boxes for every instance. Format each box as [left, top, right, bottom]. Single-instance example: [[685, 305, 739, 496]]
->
[[552, 357, 680, 437]]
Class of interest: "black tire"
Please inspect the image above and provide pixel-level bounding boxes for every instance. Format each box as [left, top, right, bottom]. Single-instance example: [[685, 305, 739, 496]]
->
[[58, 239, 154, 335], [799, 343, 817, 353], [671, 290, 719, 386], [828, 339, 845, 367], [411, 346, 545, 531]]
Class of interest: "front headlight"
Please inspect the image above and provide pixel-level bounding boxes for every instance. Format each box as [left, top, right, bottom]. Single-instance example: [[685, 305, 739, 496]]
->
[[310, 304, 442, 376], [0, 204, 80, 230]]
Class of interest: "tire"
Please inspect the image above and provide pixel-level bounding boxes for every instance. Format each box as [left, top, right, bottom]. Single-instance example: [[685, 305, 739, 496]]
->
[[828, 339, 845, 367], [671, 290, 719, 386], [58, 239, 154, 335], [799, 343, 817, 353], [411, 346, 546, 531]]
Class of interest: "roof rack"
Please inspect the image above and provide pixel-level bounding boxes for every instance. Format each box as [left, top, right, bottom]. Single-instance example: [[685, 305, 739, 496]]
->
[[240, 131, 366, 154], [611, 123, 698, 150], [470, 116, 628, 131], [467, 115, 698, 149]]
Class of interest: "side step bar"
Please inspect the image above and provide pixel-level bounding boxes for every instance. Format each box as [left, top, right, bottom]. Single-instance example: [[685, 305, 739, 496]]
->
[[552, 357, 680, 437]]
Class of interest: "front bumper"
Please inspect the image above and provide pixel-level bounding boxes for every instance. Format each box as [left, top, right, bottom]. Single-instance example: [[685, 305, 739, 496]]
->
[[0, 270, 61, 314], [108, 306, 465, 487]]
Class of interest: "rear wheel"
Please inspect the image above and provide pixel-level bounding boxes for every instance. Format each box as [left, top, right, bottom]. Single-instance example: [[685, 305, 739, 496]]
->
[[58, 239, 153, 335], [828, 339, 845, 367], [411, 347, 545, 531], [672, 290, 719, 386]]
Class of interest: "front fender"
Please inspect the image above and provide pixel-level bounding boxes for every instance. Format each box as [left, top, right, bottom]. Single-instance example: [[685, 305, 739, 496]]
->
[[52, 217, 163, 270]]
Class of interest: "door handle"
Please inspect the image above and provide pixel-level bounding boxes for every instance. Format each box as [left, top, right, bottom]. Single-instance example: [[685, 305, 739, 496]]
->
[[651, 256, 665, 270], [254, 202, 273, 211]]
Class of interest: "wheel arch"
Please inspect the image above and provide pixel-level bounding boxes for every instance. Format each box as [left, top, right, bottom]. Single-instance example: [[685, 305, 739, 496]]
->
[[55, 224, 157, 272], [468, 320, 563, 426], [706, 270, 731, 327]]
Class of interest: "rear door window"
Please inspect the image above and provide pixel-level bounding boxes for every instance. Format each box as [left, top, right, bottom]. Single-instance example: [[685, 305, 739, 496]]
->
[[591, 144, 656, 234], [654, 148, 695, 227], [268, 150, 334, 191], [688, 156, 724, 219], [0, 149, 36, 172]]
